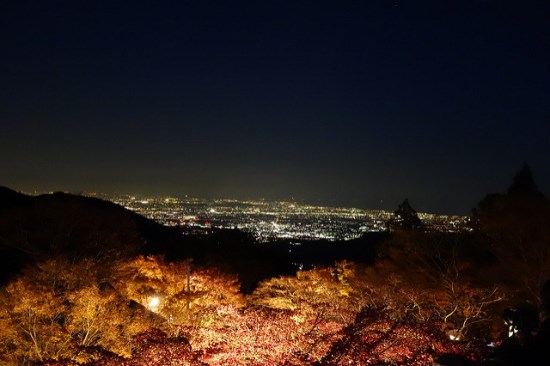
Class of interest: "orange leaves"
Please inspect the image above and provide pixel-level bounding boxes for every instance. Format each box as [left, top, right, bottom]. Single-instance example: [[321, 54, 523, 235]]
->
[[179, 304, 342, 365], [0, 255, 500, 365], [2, 276, 70, 362], [109, 255, 245, 334], [250, 263, 358, 328]]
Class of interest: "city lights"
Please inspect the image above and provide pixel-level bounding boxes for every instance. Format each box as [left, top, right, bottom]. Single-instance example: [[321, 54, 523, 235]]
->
[[99, 194, 470, 241]]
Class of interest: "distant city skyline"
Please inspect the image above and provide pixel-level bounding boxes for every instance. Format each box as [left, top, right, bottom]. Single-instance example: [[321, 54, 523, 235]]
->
[[85, 192, 469, 241], [10, 163, 549, 216], [14, 187, 484, 220], [2, 1, 549, 214]]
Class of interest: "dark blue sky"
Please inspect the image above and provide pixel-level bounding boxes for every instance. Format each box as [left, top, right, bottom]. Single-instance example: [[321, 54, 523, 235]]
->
[[1, 0, 549, 214]]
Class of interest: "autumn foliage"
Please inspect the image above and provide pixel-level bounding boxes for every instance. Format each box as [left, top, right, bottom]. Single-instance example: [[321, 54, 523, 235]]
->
[[0, 252, 503, 366]]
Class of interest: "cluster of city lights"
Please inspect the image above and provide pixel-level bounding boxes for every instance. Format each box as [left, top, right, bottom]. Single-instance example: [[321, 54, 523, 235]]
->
[[84, 194, 470, 241]]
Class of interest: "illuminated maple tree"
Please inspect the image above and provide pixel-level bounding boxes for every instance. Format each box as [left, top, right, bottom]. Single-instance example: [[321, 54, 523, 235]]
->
[[0, 254, 504, 365]]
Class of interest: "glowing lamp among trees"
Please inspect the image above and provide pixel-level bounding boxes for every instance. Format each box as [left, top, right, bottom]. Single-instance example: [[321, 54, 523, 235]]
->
[[446, 329, 462, 341], [148, 296, 161, 312]]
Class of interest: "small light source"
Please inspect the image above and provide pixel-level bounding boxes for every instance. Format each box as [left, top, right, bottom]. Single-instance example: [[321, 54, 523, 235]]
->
[[446, 329, 462, 341], [148, 296, 160, 311]]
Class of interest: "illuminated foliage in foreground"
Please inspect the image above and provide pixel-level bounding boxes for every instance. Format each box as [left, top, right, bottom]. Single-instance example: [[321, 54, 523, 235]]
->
[[180, 304, 343, 365], [110, 256, 245, 332], [0, 256, 500, 365], [250, 262, 358, 324], [40, 329, 206, 366], [317, 307, 487, 366], [372, 231, 505, 339], [0, 259, 157, 364], [1, 276, 70, 363]]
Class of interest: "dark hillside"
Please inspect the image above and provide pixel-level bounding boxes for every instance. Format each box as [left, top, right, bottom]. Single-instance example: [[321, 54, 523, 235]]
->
[[0, 188, 386, 291], [0, 188, 184, 283], [0, 186, 32, 210], [0, 189, 297, 289]]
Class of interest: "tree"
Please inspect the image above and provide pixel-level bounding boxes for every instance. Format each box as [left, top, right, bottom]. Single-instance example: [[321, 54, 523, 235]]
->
[[388, 199, 424, 231], [373, 231, 504, 339], [473, 164, 550, 302], [124, 329, 206, 366], [0, 258, 159, 364], [316, 307, 488, 366], [507, 163, 543, 197], [250, 262, 359, 324], [1, 274, 71, 363], [110, 255, 245, 333]]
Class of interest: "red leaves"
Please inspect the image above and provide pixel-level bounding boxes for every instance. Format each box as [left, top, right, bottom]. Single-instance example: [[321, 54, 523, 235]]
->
[[8, 258, 495, 366], [318, 307, 487, 366], [125, 329, 205, 366]]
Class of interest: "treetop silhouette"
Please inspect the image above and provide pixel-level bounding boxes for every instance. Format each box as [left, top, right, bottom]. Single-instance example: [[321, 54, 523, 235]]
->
[[507, 163, 544, 198], [388, 199, 423, 231]]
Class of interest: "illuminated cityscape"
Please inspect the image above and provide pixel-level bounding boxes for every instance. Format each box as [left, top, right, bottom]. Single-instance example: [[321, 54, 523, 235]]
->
[[87, 193, 470, 241], [2, 1, 549, 364]]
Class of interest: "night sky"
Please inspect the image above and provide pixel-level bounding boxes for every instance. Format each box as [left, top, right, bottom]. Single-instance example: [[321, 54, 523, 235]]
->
[[1, 1, 549, 214]]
